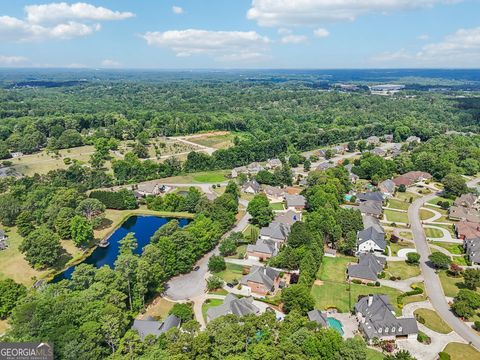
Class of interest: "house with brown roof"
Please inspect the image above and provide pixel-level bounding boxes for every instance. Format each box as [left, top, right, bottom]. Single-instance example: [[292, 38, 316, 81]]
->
[[449, 206, 480, 222], [392, 171, 432, 187], [454, 193, 478, 209], [263, 185, 285, 202], [456, 221, 480, 240]]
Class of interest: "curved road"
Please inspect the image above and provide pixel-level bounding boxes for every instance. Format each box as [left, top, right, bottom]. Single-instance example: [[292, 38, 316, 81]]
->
[[408, 177, 480, 349]]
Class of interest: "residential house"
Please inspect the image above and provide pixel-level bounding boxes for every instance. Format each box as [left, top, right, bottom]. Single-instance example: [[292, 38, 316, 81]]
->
[[266, 158, 282, 170], [406, 136, 421, 144], [242, 180, 261, 194], [206, 294, 260, 322], [285, 186, 303, 195], [247, 162, 265, 174], [371, 147, 386, 157], [231, 166, 247, 178], [260, 222, 290, 243], [316, 162, 335, 171], [285, 194, 306, 211], [357, 226, 386, 254], [307, 310, 328, 328], [246, 238, 278, 261], [318, 149, 327, 158], [263, 185, 285, 202], [136, 182, 163, 196], [359, 200, 383, 218], [379, 179, 396, 197], [363, 215, 385, 235], [383, 134, 394, 143], [273, 210, 301, 226], [355, 295, 418, 343], [449, 206, 480, 222], [455, 221, 480, 240], [357, 192, 385, 203], [332, 145, 346, 154], [454, 193, 478, 209], [132, 315, 181, 340], [240, 266, 281, 296], [392, 171, 432, 188], [390, 144, 403, 157], [464, 237, 480, 265], [366, 136, 380, 146], [348, 253, 386, 283], [345, 164, 359, 183]]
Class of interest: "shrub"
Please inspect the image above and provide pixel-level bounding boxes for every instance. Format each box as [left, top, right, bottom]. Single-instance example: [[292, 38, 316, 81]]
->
[[352, 279, 362, 284], [428, 252, 451, 269], [415, 314, 426, 324], [406, 252, 420, 265], [390, 276, 397, 281], [169, 303, 193, 322], [417, 331, 431, 344], [378, 272, 386, 279], [474, 321, 480, 331], [375, 281, 380, 287], [208, 256, 226, 273], [390, 234, 399, 243], [438, 352, 451, 360], [367, 282, 375, 287], [206, 276, 224, 291]]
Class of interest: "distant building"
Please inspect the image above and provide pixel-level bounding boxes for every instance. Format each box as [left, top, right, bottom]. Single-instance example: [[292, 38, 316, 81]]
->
[[406, 136, 421, 144], [206, 294, 260, 322], [455, 221, 480, 241], [449, 206, 480, 222], [371, 147, 386, 157], [231, 166, 248, 178], [316, 162, 335, 171], [383, 134, 394, 143], [132, 315, 181, 340], [366, 136, 380, 146], [465, 237, 480, 265], [379, 180, 396, 197], [242, 180, 261, 194], [356, 192, 385, 203], [263, 185, 285, 202], [307, 310, 328, 327], [273, 210, 301, 226], [246, 162, 265, 174], [355, 295, 418, 343], [260, 222, 290, 243], [454, 193, 478, 209], [266, 158, 282, 170], [0, 229, 7, 242]]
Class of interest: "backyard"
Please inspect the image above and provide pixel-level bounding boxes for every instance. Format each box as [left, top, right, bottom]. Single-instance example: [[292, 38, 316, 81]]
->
[[270, 202, 285, 211], [140, 297, 175, 321], [386, 198, 411, 211]]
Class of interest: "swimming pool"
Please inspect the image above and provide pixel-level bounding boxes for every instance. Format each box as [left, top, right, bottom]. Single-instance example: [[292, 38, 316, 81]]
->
[[327, 317, 344, 336]]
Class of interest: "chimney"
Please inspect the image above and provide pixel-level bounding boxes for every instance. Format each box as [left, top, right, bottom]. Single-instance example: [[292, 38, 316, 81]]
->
[[368, 294, 373, 307]]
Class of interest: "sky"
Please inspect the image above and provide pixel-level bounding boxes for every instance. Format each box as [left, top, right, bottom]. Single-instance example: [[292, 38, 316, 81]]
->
[[0, 0, 479, 69]]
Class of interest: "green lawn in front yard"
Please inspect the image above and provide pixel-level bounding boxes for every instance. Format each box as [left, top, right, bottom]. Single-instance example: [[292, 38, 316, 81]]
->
[[399, 231, 413, 240], [389, 240, 415, 256], [420, 208, 437, 221], [427, 196, 453, 206], [385, 261, 421, 279], [270, 202, 285, 211], [216, 263, 245, 283], [384, 209, 409, 224], [227, 244, 247, 259], [395, 191, 421, 202], [424, 227, 444, 238], [452, 256, 468, 266], [438, 271, 464, 298], [202, 298, 224, 321], [413, 308, 452, 334], [317, 255, 355, 282], [311, 281, 403, 315], [431, 242, 463, 255], [242, 224, 260, 242], [387, 198, 411, 211], [443, 342, 480, 360], [402, 282, 427, 305]]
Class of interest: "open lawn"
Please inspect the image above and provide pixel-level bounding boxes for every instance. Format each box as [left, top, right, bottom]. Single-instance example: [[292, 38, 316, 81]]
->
[[395, 191, 421, 202], [399, 231, 413, 240], [424, 227, 444, 238], [387, 198, 411, 211], [270, 202, 285, 211], [202, 299, 224, 321], [317, 255, 355, 282], [311, 281, 402, 315], [385, 261, 421, 279], [420, 208, 437, 221], [384, 209, 409, 224], [366, 348, 384, 360], [443, 342, 480, 360], [216, 263, 245, 283], [140, 297, 175, 321], [413, 308, 452, 334], [187, 132, 236, 149], [389, 240, 415, 256], [438, 271, 464, 298], [431, 242, 463, 255], [158, 170, 229, 184], [427, 196, 453, 206]]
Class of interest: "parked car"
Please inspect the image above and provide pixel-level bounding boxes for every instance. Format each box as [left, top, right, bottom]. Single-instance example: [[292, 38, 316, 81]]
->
[[193, 266, 200, 271], [226, 283, 234, 288]]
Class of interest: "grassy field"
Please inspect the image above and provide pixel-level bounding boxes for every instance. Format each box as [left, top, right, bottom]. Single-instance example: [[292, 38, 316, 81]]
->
[[202, 298, 224, 321], [317, 255, 355, 282], [427, 196, 454, 206], [187, 132, 236, 149], [396, 191, 421, 202], [420, 208, 437, 221], [140, 297, 175, 321], [438, 271, 464, 298], [158, 170, 229, 184], [413, 308, 452, 334], [431, 241, 463, 255], [399, 231, 413, 240], [366, 348, 384, 360], [385, 261, 421, 279], [424, 227, 444, 238], [216, 263, 245, 283], [443, 342, 480, 360], [384, 209, 409, 224], [311, 281, 402, 314], [270, 202, 285, 211], [387, 198, 411, 211]]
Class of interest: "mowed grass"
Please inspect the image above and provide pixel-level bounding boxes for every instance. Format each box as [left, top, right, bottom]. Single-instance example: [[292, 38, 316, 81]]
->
[[438, 271, 464, 298], [402, 282, 427, 305], [420, 208, 437, 221], [395, 191, 421, 202], [389, 240, 415, 256], [443, 342, 480, 360], [424, 227, 444, 238], [317, 255, 355, 282], [270, 202, 285, 211], [413, 308, 452, 334], [427, 196, 453, 206], [202, 298, 224, 321], [431, 242, 463, 255], [366, 348, 384, 360], [216, 263, 245, 283], [158, 170, 229, 184], [387, 198, 411, 211], [384, 209, 409, 224], [399, 231, 413, 240], [385, 261, 421, 279]]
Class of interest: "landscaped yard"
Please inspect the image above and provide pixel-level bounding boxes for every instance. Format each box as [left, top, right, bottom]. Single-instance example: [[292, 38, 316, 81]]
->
[[317, 255, 355, 282], [202, 298, 224, 321], [431, 241, 463, 255], [216, 263, 245, 283], [387, 198, 411, 211], [385, 261, 421, 279], [187, 132, 236, 149], [395, 191, 421, 202], [438, 271, 464, 298], [270, 202, 285, 211], [420, 208, 437, 221], [424, 227, 444, 238], [427, 196, 453, 206], [384, 209, 409, 224], [242, 224, 260, 242], [443, 342, 480, 360], [389, 240, 415, 256], [413, 308, 452, 334], [402, 282, 427, 305], [311, 281, 402, 315], [228, 244, 247, 259], [399, 231, 413, 240]]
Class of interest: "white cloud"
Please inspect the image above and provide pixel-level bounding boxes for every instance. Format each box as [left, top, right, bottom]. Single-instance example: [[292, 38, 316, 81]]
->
[[0, 55, 28, 66], [277, 28, 291, 35], [418, 34, 430, 40], [101, 59, 121, 67], [313, 28, 329, 38], [172, 6, 184, 15], [247, 0, 459, 27], [25, 2, 134, 23], [142, 29, 271, 61], [281, 34, 307, 44]]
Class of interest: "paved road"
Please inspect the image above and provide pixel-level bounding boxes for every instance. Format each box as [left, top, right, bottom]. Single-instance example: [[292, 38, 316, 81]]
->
[[408, 178, 480, 349]]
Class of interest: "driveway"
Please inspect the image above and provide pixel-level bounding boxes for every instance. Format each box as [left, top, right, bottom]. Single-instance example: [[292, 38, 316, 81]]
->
[[408, 177, 480, 349]]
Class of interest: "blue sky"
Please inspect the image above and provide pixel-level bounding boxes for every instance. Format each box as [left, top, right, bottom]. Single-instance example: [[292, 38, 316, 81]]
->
[[0, 0, 479, 68]]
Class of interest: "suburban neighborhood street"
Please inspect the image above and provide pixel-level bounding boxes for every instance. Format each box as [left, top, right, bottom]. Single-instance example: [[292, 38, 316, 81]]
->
[[408, 177, 480, 349]]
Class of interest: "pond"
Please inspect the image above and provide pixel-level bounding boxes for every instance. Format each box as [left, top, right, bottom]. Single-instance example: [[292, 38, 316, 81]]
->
[[52, 215, 190, 283]]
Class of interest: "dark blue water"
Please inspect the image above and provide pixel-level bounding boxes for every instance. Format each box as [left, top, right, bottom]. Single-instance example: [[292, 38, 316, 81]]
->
[[52, 215, 189, 282]]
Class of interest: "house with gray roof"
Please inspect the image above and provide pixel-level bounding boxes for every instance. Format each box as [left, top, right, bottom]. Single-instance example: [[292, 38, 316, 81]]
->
[[307, 310, 328, 327], [273, 210, 301, 226], [316, 162, 335, 171], [241, 266, 281, 296], [384, 134, 394, 143], [263, 185, 285, 202], [454, 193, 478, 209], [357, 226, 386, 254], [357, 192, 384, 203], [366, 136, 380, 145], [246, 162, 265, 174], [371, 147, 386, 157], [379, 180, 396, 197], [464, 237, 480, 265], [242, 180, 261, 194], [344, 164, 359, 183], [355, 295, 418, 342], [348, 253, 386, 283], [246, 238, 278, 261], [132, 314, 181, 340], [266, 158, 282, 169], [206, 294, 260, 322], [362, 216, 384, 235], [359, 200, 383, 218], [260, 222, 290, 243], [285, 194, 306, 210], [231, 166, 248, 178], [406, 136, 421, 144]]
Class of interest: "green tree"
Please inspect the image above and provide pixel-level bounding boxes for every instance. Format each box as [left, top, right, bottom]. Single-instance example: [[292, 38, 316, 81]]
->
[[219, 237, 237, 257], [76, 198, 106, 221], [206, 276, 224, 291], [16, 211, 35, 237], [19, 226, 63, 268], [384, 350, 416, 360], [208, 255, 226, 273], [281, 284, 315, 315], [442, 173, 468, 198], [70, 215, 94, 247], [247, 194, 273, 227], [428, 252, 451, 269], [0, 279, 27, 319], [54, 207, 76, 239], [169, 303, 194, 322], [406, 252, 420, 265], [463, 268, 480, 290]]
